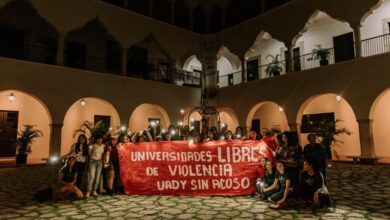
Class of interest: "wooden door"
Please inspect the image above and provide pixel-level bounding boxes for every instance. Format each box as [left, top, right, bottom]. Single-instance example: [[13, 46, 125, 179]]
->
[[0, 111, 19, 157], [333, 32, 355, 63]]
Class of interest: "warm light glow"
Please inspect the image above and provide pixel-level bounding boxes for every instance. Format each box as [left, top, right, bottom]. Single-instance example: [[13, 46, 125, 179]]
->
[[180, 109, 184, 114], [49, 156, 59, 163], [109, 127, 112, 131], [161, 129, 166, 133], [188, 139, 194, 145], [150, 121, 156, 127], [178, 121, 183, 126], [121, 126, 126, 131], [171, 130, 176, 135], [336, 95, 342, 102], [190, 118, 194, 122], [221, 123, 226, 128], [80, 99, 86, 106], [278, 106, 284, 112], [8, 93, 15, 102]]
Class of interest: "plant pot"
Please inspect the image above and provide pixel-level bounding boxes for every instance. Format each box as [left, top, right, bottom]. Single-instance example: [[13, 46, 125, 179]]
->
[[16, 154, 28, 164], [320, 59, 329, 66], [272, 71, 280, 76]]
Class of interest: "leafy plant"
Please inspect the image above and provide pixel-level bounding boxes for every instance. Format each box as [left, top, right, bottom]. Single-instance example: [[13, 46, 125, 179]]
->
[[73, 120, 108, 138], [16, 125, 43, 155], [309, 44, 330, 61], [314, 119, 351, 159], [265, 54, 283, 76]]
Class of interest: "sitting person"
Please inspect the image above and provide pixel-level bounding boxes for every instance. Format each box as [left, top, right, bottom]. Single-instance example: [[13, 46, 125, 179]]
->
[[57, 156, 84, 200], [262, 161, 291, 207], [262, 159, 276, 191], [255, 157, 267, 192], [292, 159, 329, 209]]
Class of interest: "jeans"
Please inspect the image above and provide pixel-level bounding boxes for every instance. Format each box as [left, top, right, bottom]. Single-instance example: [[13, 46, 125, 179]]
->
[[87, 159, 102, 192], [263, 188, 285, 201]]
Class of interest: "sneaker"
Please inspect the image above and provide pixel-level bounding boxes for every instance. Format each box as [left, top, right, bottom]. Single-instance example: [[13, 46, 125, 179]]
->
[[92, 191, 99, 196], [84, 192, 90, 198]]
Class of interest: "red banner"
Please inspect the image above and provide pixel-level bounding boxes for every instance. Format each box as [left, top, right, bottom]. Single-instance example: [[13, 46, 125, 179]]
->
[[118, 140, 273, 196]]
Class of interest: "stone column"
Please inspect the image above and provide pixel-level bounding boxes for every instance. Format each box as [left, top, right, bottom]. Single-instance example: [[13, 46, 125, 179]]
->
[[288, 122, 301, 143], [121, 47, 128, 76], [357, 119, 376, 157], [352, 23, 362, 58], [49, 123, 63, 158], [260, 0, 265, 13], [286, 44, 293, 73], [170, 59, 177, 83], [241, 56, 246, 83], [148, 0, 154, 17], [56, 33, 66, 66], [189, 9, 194, 31], [169, 0, 176, 24]]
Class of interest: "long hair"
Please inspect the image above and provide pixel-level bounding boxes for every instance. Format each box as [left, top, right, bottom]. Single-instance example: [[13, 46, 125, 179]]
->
[[75, 134, 89, 157]]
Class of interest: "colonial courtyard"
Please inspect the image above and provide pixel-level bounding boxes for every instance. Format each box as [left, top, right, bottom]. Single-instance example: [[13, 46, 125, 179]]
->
[[0, 163, 389, 220]]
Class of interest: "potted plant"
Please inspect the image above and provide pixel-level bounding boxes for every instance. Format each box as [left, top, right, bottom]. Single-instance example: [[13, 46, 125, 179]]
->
[[73, 120, 109, 139], [314, 119, 351, 160], [265, 54, 283, 77], [16, 125, 43, 164], [309, 44, 330, 66]]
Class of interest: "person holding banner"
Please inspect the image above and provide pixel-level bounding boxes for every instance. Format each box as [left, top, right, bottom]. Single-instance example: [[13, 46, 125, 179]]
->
[[104, 136, 120, 196]]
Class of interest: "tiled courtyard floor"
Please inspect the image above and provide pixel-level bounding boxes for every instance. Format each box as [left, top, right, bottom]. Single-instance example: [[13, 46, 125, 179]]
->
[[0, 163, 390, 219]]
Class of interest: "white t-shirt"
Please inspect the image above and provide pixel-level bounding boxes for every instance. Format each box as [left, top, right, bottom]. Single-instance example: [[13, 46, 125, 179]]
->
[[90, 144, 105, 160]]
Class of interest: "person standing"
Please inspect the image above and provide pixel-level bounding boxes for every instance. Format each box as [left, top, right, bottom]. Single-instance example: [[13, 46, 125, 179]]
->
[[104, 137, 120, 195], [65, 134, 89, 190], [86, 136, 105, 198]]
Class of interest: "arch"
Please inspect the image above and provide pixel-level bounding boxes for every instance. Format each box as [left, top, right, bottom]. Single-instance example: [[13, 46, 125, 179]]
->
[[292, 10, 353, 53], [0, 90, 52, 163], [0, 0, 58, 64], [246, 101, 289, 134], [245, 31, 287, 79], [361, 0, 390, 43], [218, 107, 239, 132], [360, 0, 385, 24], [61, 97, 121, 155], [65, 17, 122, 73], [129, 103, 171, 132], [183, 55, 202, 71], [297, 93, 360, 160], [369, 88, 390, 158]]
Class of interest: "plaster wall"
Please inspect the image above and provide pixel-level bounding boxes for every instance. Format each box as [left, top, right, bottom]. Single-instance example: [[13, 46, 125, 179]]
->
[[252, 103, 289, 133], [361, 0, 390, 39], [61, 98, 121, 155], [128, 104, 170, 132], [0, 90, 51, 162]]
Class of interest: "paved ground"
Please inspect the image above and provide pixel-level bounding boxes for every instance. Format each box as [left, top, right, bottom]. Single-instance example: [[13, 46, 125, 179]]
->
[[0, 163, 390, 219]]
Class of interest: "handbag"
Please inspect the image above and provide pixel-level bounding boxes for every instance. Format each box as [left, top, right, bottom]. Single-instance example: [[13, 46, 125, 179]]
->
[[317, 172, 333, 208]]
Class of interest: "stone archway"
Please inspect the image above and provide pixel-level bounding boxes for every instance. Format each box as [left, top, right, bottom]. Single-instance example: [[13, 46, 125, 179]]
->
[[0, 90, 52, 163], [62, 97, 121, 155], [297, 93, 360, 160]]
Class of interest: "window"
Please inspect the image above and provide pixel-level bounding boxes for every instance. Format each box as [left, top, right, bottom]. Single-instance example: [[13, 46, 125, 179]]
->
[[228, 74, 234, 86], [94, 115, 111, 134], [300, 112, 335, 133]]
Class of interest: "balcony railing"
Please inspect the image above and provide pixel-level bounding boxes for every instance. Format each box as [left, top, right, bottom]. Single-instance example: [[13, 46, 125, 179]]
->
[[362, 33, 390, 57], [175, 69, 201, 88], [221, 33, 390, 87]]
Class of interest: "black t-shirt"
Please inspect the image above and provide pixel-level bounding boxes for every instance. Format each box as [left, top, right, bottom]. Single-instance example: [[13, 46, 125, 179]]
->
[[304, 143, 327, 168], [300, 171, 323, 195], [60, 167, 77, 183], [264, 168, 276, 186], [275, 171, 290, 190]]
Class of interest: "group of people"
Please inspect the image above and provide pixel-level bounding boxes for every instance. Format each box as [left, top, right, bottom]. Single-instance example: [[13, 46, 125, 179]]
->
[[255, 132, 330, 210], [57, 124, 331, 211], [58, 134, 121, 199]]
